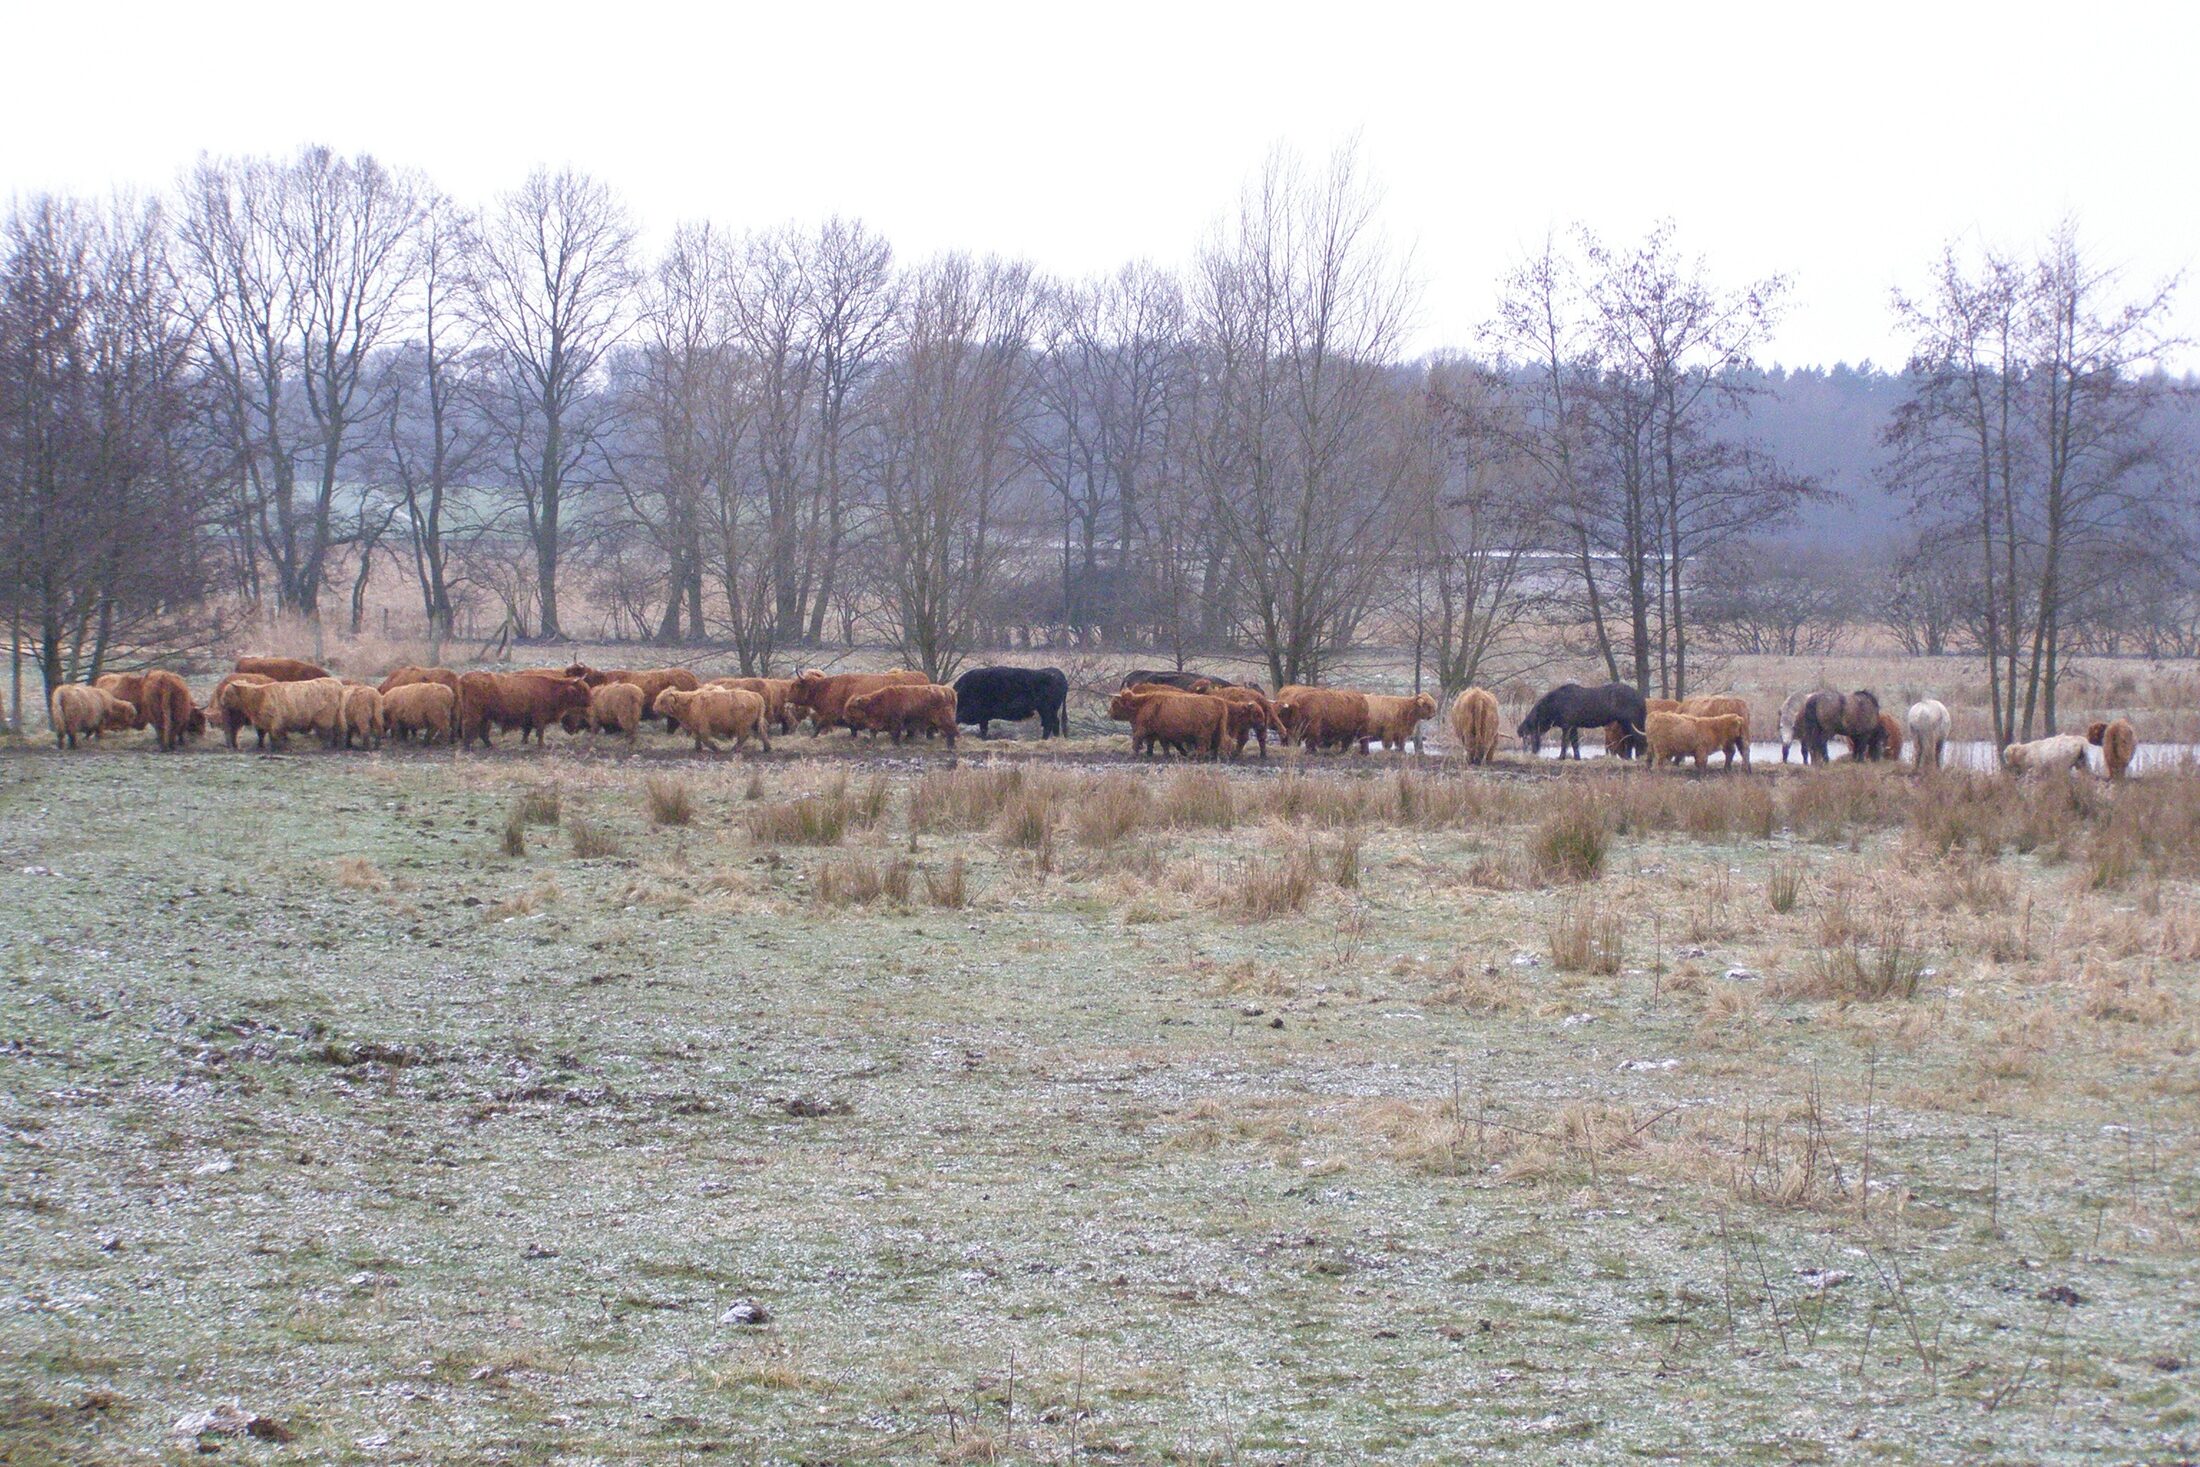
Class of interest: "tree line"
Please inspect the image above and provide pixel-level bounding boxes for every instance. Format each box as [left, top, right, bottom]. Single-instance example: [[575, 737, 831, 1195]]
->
[[2, 145, 2190, 740]]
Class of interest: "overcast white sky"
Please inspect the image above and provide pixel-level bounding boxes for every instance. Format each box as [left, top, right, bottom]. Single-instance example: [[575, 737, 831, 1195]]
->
[[3, 0, 2193, 367]]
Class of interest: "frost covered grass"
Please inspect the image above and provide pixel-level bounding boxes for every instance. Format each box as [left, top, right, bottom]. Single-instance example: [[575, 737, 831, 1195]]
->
[[0, 743, 2193, 1462]]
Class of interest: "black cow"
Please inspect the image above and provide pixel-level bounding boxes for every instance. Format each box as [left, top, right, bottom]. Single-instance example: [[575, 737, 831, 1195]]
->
[[953, 665, 1070, 739], [1517, 681, 1648, 760], [1119, 668, 1239, 693]]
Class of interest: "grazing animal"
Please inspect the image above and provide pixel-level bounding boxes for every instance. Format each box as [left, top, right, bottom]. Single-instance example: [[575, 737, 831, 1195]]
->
[[212, 673, 276, 748], [845, 683, 959, 746], [228, 677, 347, 749], [378, 665, 461, 697], [1875, 712, 1904, 765], [1361, 693, 1439, 754], [1448, 687, 1501, 764], [1793, 690, 1883, 765], [1906, 700, 1950, 771], [1191, 681, 1283, 757], [50, 685, 134, 748], [2087, 719, 2137, 780], [585, 682, 647, 747], [707, 677, 801, 734], [456, 671, 591, 748], [563, 664, 701, 725], [1108, 687, 1227, 758], [1778, 688, 1832, 763], [787, 669, 929, 735], [383, 683, 458, 744], [130, 670, 198, 750], [1517, 682, 1648, 760], [340, 685, 386, 749], [1119, 668, 1239, 693], [1274, 686, 1372, 753], [953, 665, 1069, 739], [233, 656, 331, 683], [92, 673, 147, 727], [2002, 733, 2090, 776], [1678, 695, 1751, 767], [1645, 711, 1749, 771], [653, 686, 770, 752]]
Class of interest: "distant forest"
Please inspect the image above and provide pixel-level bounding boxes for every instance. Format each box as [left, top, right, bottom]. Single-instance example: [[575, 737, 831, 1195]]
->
[[4, 142, 2194, 741]]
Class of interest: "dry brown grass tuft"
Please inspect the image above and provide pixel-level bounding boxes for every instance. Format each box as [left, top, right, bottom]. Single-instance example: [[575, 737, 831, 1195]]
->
[[922, 855, 969, 908], [1428, 959, 1529, 1012], [1548, 897, 1624, 974], [643, 774, 694, 827], [512, 784, 562, 826], [1159, 767, 1237, 829], [1785, 765, 1906, 843], [1766, 857, 1806, 914], [1530, 787, 1610, 883], [566, 810, 623, 859], [993, 785, 1058, 850], [811, 853, 913, 908], [747, 775, 886, 846], [1776, 910, 1928, 1002], [1071, 775, 1150, 847], [909, 767, 1025, 833], [1218, 842, 1320, 920], [330, 856, 389, 892]]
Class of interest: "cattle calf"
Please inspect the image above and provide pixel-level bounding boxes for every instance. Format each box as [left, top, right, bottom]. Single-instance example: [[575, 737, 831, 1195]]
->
[[653, 686, 770, 752], [2087, 719, 2137, 780], [50, 685, 135, 749], [383, 683, 457, 744]]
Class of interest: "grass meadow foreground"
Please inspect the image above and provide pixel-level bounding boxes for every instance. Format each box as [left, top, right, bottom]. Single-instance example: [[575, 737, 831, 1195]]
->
[[1, 740, 2196, 1463]]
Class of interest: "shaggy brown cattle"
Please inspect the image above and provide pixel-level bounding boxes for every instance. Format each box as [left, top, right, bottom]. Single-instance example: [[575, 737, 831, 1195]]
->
[[1679, 695, 1752, 767], [92, 673, 146, 725], [340, 685, 386, 749], [212, 672, 276, 748], [383, 683, 457, 743], [1874, 712, 1904, 765], [653, 686, 770, 752], [50, 685, 134, 748], [228, 677, 347, 749], [1109, 687, 1226, 758], [1646, 697, 1681, 715], [2088, 718, 2138, 780], [844, 683, 959, 747], [563, 664, 701, 724], [708, 676, 801, 734], [1646, 711, 1749, 772], [586, 682, 647, 746], [1448, 687, 1501, 764], [1191, 681, 1283, 757], [457, 671, 592, 748], [1274, 686, 1371, 753], [135, 670, 198, 750], [1362, 692, 1438, 754], [377, 665, 461, 697], [787, 669, 928, 734], [234, 656, 331, 683]]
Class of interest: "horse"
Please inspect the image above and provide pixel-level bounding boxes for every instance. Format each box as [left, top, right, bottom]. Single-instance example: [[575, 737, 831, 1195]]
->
[[1794, 689, 1883, 765], [1778, 687, 1833, 763], [1517, 682, 1647, 760]]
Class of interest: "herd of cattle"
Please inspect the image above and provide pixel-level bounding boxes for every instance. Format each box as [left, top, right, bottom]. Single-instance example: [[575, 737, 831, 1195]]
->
[[42, 659, 2143, 778]]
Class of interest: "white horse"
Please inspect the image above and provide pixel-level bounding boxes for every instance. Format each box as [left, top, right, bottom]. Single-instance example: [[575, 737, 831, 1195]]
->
[[1907, 699, 1950, 771]]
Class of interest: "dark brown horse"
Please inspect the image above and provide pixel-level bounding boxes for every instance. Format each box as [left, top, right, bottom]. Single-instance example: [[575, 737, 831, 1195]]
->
[[1794, 690, 1883, 764]]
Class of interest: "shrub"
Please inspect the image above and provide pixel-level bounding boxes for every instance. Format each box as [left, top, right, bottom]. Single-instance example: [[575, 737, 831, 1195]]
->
[[1531, 792, 1609, 883], [1548, 898, 1624, 974], [643, 775, 694, 827], [567, 811, 623, 859]]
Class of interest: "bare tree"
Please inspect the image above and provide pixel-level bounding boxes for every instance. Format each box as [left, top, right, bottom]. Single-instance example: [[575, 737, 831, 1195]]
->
[[1889, 223, 2185, 738], [466, 167, 636, 641], [1191, 145, 1415, 687], [861, 254, 1038, 680], [1409, 360, 1553, 694], [796, 219, 896, 645], [386, 195, 488, 661], [0, 195, 217, 706], [179, 147, 425, 641]]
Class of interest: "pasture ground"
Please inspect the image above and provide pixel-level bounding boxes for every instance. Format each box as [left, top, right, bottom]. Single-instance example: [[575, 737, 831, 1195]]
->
[[1, 728, 2196, 1464]]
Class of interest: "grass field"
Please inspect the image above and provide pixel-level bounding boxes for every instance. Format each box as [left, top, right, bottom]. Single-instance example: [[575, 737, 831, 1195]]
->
[[2, 723, 2197, 1463]]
